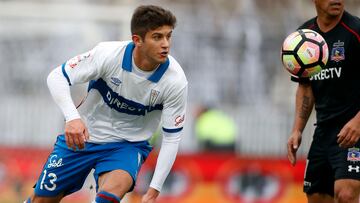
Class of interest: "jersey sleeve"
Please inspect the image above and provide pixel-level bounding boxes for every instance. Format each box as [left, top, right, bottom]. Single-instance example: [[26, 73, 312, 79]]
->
[[149, 130, 181, 191], [291, 76, 310, 83], [61, 43, 105, 85], [161, 84, 188, 133]]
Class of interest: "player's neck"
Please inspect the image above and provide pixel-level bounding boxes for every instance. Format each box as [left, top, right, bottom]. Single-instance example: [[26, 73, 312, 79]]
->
[[316, 11, 344, 33], [133, 48, 159, 71]]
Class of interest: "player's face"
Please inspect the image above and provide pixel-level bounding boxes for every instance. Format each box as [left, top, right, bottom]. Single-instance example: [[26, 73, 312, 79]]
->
[[314, 0, 344, 17], [135, 25, 173, 70]]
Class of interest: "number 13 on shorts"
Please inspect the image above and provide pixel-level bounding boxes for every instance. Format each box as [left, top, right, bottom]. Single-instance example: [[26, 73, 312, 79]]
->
[[40, 169, 58, 191]]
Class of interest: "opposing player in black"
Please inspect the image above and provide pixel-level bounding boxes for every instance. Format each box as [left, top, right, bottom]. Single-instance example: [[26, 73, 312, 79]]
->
[[287, 0, 360, 203]]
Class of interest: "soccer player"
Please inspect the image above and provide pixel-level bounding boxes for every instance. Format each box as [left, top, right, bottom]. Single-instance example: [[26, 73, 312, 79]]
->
[[287, 0, 360, 202], [25, 5, 187, 203]]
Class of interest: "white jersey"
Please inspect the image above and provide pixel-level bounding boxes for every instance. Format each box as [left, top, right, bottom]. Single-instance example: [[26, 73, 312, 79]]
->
[[61, 41, 187, 143]]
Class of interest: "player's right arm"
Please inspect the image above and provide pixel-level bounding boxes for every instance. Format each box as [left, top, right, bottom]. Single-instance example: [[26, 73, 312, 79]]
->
[[47, 43, 106, 150], [287, 82, 314, 166], [47, 68, 89, 150]]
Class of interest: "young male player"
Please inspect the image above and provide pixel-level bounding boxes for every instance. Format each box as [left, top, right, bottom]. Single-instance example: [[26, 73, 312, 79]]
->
[[25, 5, 187, 203], [287, 0, 360, 202]]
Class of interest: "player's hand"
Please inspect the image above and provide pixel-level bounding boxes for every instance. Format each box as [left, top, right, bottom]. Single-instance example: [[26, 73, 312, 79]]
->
[[287, 131, 302, 166], [141, 187, 159, 203], [64, 118, 89, 150], [337, 114, 360, 148]]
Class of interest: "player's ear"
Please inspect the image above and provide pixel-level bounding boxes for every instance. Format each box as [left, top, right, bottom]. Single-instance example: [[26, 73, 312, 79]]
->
[[132, 35, 143, 46]]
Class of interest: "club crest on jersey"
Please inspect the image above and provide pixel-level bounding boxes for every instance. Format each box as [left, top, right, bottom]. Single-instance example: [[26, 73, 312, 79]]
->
[[149, 89, 160, 106], [348, 148, 360, 162], [331, 40, 345, 62], [68, 51, 92, 68]]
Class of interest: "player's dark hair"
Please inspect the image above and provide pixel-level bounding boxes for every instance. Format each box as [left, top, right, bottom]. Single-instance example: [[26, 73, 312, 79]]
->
[[131, 5, 177, 39]]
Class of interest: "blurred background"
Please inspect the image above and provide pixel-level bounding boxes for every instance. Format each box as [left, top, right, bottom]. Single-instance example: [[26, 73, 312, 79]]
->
[[0, 0, 359, 202]]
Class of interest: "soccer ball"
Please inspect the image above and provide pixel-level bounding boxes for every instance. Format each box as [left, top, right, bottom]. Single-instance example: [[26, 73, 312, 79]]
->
[[281, 29, 329, 78]]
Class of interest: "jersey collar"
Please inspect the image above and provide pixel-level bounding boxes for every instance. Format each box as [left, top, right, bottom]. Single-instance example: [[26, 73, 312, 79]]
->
[[122, 42, 169, 83]]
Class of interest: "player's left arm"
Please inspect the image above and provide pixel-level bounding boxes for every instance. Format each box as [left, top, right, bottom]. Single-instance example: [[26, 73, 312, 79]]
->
[[142, 83, 188, 202], [141, 130, 181, 202]]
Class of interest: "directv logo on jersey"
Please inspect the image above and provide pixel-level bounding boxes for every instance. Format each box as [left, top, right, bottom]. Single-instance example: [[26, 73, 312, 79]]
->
[[90, 79, 163, 115], [310, 67, 342, 81], [106, 91, 143, 114], [105, 91, 163, 115]]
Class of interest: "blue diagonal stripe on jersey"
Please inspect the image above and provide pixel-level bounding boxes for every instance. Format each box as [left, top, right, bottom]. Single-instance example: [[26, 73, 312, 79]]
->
[[89, 78, 163, 115]]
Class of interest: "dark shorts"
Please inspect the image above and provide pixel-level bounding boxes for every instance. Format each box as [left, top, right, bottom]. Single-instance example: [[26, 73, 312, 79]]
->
[[34, 135, 152, 197], [304, 122, 360, 196]]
